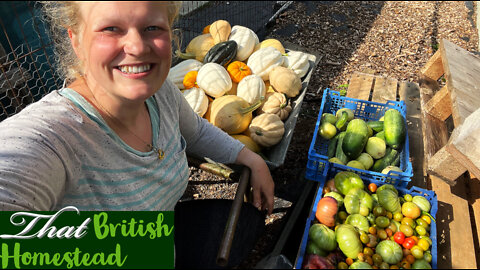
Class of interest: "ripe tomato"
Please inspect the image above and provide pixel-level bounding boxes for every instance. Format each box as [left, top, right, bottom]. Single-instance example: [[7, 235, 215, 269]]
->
[[417, 238, 430, 251], [394, 231, 406, 245], [402, 237, 416, 249], [368, 183, 377, 193]]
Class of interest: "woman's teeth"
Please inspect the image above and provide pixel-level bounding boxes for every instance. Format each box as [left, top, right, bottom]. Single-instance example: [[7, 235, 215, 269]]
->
[[119, 64, 151, 74]]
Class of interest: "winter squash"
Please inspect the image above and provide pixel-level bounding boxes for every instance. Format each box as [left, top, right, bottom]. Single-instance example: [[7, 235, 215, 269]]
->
[[196, 63, 232, 98], [236, 74, 266, 105], [203, 41, 237, 66], [202, 24, 210, 34], [247, 46, 284, 81], [249, 113, 285, 147], [258, 92, 292, 121], [167, 59, 203, 90], [209, 20, 232, 44], [182, 87, 209, 117], [231, 134, 262, 153], [227, 61, 252, 83], [182, 70, 198, 89], [283, 50, 310, 78], [176, 34, 215, 62], [209, 95, 262, 134], [226, 82, 238, 95], [253, 38, 286, 54], [228, 25, 257, 61], [269, 66, 302, 98]]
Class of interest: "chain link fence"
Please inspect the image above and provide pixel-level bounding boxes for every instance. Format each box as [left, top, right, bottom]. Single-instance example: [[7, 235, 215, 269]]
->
[[0, 1, 283, 122]]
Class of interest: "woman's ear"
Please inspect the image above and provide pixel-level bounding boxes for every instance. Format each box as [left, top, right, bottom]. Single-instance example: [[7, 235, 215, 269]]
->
[[68, 28, 82, 60]]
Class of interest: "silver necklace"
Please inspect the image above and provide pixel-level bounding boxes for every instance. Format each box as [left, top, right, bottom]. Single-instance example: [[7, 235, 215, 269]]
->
[[91, 94, 165, 160]]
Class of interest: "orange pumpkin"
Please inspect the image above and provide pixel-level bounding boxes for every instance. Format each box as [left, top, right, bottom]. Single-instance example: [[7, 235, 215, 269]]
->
[[203, 24, 210, 34], [227, 61, 252, 83], [183, 70, 198, 89]]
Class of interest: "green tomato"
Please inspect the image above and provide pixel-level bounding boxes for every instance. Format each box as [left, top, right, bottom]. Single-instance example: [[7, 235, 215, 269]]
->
[[335, 224, 363, 259], [393, 212, 403, 222], [372, 254, 383, 266], [360, 231, 370, 244], [401, 217, 416, 228], [306, 241, 328, 256], [411, 245, 424, 259], [423, 252, 433, 263], [338, 211, 348, 220], [373, 206, 386, 216], [309, 224, 337, 252], [415, 225, 427, 236], [344, 188, 373, 215], [375, 216, 390, 228], [320, 122, 337, 139], [404, 194, 413, 202], [359, 206, 370, 216], [400, 224, 413, 237], [416, 218, 430, 230], [334, 171, 364, 196], [377, 229, 388, 240]]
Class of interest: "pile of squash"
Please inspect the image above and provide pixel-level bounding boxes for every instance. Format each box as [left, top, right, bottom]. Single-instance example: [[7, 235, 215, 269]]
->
[[167, 20, 311, 155]]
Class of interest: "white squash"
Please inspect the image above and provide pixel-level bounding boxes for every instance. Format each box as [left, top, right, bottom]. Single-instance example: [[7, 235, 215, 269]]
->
[[258, 92, 292, 121], [283, 50, 310, 78], [249, 113, 285, 147], [167, 59, 203, 89], [247, 46, 284, 81], [228, 25, 257, 61], [182, 87, 209, 117], [196, 63, 232, 98], [236, 75, 266, 105]]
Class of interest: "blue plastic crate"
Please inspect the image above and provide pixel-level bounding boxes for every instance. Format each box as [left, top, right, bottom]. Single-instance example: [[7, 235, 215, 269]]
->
[[295, 163, 438, 269], [305, 89, 413, 188]]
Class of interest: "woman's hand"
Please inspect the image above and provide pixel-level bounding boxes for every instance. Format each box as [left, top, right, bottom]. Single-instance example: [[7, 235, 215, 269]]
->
[[235, 147, 274, 215]]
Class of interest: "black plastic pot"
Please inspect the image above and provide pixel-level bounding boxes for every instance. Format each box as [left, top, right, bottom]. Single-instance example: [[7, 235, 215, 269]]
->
[[174, 199, 265, 269]]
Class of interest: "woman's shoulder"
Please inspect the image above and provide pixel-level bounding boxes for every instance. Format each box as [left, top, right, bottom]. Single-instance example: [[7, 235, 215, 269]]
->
[[0, 90, 86, 132]]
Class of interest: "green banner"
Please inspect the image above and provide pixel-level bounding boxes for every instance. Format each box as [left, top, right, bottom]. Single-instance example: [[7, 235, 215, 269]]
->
[[0, 207, 174, 269]]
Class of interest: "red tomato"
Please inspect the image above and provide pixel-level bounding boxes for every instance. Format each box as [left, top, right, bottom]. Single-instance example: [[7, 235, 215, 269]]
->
[[368, 183, 377, 193], [402, 237, 416, 250], [394, 231, 405, 245]]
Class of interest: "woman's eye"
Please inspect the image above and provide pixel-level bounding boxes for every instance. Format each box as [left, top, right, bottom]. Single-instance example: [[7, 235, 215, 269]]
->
[[103, 26, 118, 32], [145, 26, 161, 32]]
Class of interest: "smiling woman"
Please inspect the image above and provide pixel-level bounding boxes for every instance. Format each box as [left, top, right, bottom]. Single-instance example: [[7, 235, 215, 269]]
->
[[0, 1, 274, 216]]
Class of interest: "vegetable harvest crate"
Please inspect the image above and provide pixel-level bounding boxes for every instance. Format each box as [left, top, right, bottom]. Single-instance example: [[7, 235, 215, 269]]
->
[[305, 88, 413, 188], [295, 163, 439, 269]]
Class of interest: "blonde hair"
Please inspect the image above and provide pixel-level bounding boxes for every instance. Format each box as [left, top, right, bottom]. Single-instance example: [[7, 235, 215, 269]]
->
[[39, 1, 182, 82]]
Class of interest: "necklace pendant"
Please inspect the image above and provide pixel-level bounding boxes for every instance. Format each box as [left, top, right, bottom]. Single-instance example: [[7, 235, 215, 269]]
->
[[158, 149, 165, 160]]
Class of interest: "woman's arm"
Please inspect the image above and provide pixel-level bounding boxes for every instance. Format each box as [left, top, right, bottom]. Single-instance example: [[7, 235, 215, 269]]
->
[[235, 147, 275, 215]]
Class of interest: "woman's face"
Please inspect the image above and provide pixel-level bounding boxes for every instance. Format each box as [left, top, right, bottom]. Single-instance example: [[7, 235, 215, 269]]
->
[[71, 1, 172, 102]]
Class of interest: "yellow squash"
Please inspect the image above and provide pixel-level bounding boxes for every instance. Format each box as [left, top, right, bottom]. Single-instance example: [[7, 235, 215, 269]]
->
[[209, 95, 262, 134]]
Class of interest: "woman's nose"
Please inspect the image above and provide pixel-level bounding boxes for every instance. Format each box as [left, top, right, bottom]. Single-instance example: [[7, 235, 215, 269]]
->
[[123, 30, 150, 55]]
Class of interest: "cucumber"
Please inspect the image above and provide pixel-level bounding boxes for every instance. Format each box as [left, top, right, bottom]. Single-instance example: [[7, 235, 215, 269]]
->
[[335, 111, 349, 131], [367, 125, 373, 138], [321, 113, 337, 125], [326, 135, 339, 158], [335, 108, 354, 121], [342, 119, 369, 160], [383, 109, 406, 149], [375, 131, 385, 141], [335, 132, 349, 165], [372, 148, 399, 172], [367, 121, 384, 133]]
